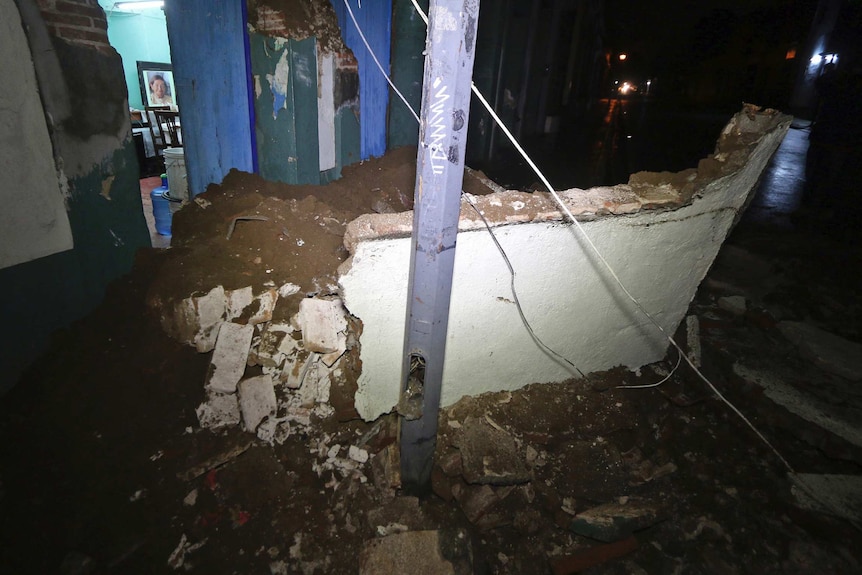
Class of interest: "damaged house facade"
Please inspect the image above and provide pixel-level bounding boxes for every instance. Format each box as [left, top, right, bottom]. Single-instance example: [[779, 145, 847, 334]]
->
[[2, 0, 787, 431]]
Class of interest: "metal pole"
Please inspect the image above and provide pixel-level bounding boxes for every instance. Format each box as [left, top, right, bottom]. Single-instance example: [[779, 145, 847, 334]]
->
[[399, 0, 481, 494]]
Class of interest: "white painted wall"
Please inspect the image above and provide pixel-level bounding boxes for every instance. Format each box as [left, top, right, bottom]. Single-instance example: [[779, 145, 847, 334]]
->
[[0, 0, 73, 270], [339, 113, 790, 421]]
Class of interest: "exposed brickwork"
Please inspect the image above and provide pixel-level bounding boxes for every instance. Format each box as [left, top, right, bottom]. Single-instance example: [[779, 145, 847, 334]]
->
[[254, 5, 289, 36], [36, 0, 110, 50]]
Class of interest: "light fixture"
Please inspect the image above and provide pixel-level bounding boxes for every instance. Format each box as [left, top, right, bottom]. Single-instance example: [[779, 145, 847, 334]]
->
[[115, 1, 164, 11]]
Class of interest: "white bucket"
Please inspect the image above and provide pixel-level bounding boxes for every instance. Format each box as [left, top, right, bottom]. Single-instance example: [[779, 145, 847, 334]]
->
[[163, 147, 188, 208]]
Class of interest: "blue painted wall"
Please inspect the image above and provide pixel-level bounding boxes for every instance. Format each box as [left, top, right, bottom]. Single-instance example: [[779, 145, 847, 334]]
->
[[164, 0, 256, 196], [332, 0, 392, 159]]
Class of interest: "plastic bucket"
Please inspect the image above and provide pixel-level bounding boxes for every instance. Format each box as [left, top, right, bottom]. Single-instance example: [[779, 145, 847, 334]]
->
[[163, 147, 188, 204]]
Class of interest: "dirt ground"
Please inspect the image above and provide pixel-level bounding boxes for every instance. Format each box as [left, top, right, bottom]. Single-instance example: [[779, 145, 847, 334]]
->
[[2, 144, 862, 574]]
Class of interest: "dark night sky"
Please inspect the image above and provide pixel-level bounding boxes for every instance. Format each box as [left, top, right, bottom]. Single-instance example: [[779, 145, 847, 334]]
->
[[603, 0, 819, 77]]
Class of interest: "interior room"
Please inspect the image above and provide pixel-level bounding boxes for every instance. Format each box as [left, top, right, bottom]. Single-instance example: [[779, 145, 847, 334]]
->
[[98, 0, 178, 248]]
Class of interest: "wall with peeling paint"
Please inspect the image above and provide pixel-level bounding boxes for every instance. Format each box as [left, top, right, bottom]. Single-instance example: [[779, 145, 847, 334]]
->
[[0, 0, 150, 392]]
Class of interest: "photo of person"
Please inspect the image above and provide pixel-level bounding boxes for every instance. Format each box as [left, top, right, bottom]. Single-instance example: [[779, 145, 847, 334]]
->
[[147, 71, 175, 107]]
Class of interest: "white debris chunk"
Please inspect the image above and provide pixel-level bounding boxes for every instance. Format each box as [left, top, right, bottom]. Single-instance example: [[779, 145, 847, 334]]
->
[[686, 315, 701, 368], [254, 323, 297, 368], [195, 391, 241, 429], [226, 286, 254, 320], [348, 445, 369, 464], [250, 288, 279, 325], [257, 416, 291, 445], [279, 282, 301, 298], [167, 533, 207, 570], [206, 322, 255, 394], [295, 298, 348, 354], [238, 374, 278, 433], [169, 285, 226, 353], [183, 489, 198, 507], [283, 351, 316, 389]]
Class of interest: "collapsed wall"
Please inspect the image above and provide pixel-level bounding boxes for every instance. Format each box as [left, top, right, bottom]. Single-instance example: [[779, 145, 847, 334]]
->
[[147, 107, 791, 435], [338, 108, 792, 420]]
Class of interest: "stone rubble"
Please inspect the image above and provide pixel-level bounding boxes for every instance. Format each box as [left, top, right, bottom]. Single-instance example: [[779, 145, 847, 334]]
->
[[156, 282, 354, 441]]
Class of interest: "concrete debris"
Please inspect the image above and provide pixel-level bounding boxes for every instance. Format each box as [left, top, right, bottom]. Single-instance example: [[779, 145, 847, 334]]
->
[[171, 285, 227, 353], [160, 284, 281, 354], [366, 496, 427, 533], [778, 321, 862, 381], [370, 444, 401, 493], [249, 288, 278, 325], [454, 416, 531, 485], [238, 374, 278, 432], [253, 323, 299, 368], [294, 297, 348, 354], [791, 473, 862, 525], [226, 286, 254, 321], [451, 483, 500, 524], [718, 295, 747, 315], [358, 529, 473, 575], [568, 499, 667, 542], [297, 356, 333, 407], [685, 315, 701, 368], [195, 390, 241, 430], [257, 416, 291, 445], [278, 282, 301, 298], [348, 445, 369, 463], [206, 322, 255, 394], [167, 533, 207, 571], [183, 489, 198, 506]]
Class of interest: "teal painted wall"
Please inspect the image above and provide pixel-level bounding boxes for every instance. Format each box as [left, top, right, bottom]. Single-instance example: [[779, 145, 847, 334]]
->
[[251, 34, 321, 185], [387, 0, 426, 150], [98, 2, 171, 110], [1, 13, 150, 391]]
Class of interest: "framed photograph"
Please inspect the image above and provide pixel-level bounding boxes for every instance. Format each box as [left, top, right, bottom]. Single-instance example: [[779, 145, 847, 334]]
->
[[137, 61, 176, 108]]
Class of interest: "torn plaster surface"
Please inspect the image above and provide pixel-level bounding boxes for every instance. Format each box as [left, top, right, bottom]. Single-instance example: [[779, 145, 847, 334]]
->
[[267, 49, 291, 119], [339, 111, 791, 421], [1, 0, 73, 269]]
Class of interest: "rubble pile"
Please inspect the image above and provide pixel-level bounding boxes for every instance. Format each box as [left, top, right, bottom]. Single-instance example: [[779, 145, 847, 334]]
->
[[154, 282, 356, 443]]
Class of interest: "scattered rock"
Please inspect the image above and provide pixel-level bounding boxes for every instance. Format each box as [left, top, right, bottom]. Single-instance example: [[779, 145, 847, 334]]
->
[[205, 322, 255, 394], [195, 391, 241, 430], [451, 483, 499, 524], [366, 496, 428, 533], [358, 529, 472, 575], [567, 499, 667, 542], [294, 298, 348, 354], [237, 374, 278, 433], [454, 416, 531, 485], [685, 315, 701, 367]]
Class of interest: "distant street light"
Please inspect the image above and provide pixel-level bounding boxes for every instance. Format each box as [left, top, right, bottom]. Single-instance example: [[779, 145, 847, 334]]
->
[[619, 53, 628, 61]]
